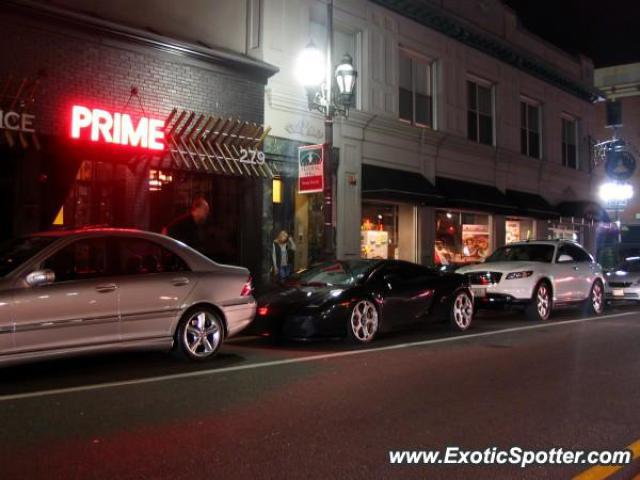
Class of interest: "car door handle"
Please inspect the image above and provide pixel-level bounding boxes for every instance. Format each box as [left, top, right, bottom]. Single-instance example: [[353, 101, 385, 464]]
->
[[95, 283, 117, 293], [171, 277, 190, 286], [573, 266, 580, 271]]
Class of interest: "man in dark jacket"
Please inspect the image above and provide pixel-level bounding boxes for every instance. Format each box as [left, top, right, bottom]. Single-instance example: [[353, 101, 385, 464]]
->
[[162, 196, 210, 252]]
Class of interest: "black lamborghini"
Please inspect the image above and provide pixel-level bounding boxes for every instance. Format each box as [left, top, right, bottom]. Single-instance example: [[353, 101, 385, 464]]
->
[[252, 259, 474, 343]]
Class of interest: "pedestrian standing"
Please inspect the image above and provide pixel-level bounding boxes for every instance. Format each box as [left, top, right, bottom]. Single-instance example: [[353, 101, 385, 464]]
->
[[272, 230, 296, 282]]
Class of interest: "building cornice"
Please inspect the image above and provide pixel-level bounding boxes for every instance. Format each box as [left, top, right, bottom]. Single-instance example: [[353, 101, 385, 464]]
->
[[1, 0, 279, 83], [371, 0, 603, 103]]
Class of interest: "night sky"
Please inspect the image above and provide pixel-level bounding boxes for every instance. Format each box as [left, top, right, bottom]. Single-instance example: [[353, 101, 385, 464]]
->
[[503, 0, 640, 67]]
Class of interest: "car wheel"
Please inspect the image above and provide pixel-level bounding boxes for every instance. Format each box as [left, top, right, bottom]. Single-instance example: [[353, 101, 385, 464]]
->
[[583, 281, 604, 316], [526, 281, 552, 321], [176, 307, 224, 361], [450, 289, 474, 331], [347, 299, 379, 344]]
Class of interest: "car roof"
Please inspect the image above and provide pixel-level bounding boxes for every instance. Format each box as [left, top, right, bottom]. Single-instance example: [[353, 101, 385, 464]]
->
[[503, 239, 581, 247], [26, 227, 148, 238]]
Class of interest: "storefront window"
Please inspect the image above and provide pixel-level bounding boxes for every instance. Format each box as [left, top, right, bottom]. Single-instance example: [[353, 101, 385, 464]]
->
[[435, 210, 492, 265], [360, 202, 417, 261], [62, 160, 126, 228], [505, 218, 535, 243], [361, 203, 398, 260]]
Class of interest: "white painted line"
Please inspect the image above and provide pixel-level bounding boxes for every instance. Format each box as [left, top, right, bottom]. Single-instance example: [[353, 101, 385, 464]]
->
[[0, 311, 635, 402]]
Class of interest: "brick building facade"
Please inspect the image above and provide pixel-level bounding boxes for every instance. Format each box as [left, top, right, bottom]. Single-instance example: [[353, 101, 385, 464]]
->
[[0, 1, 277, 281]]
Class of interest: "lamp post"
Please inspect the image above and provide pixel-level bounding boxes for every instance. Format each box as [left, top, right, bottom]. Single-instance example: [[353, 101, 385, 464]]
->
[[295, 0, 357, 260]]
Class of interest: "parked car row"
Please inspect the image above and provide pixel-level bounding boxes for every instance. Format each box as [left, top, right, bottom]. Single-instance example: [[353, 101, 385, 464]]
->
[[0, 230, 626, 367]]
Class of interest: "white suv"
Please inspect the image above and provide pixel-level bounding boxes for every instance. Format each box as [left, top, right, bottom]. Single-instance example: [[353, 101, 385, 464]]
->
[[457, 240, 605, 321]]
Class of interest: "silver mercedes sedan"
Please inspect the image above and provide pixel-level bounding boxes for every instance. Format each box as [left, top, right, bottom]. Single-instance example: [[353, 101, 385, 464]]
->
[[0, 228, 256, 366]]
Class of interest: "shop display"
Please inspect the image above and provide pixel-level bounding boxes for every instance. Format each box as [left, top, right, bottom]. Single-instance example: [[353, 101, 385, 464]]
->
[[361, 230, 389, 259], [435, 210, 492, 265], [506, 218, 534, 243], [461, 224, 490, 260]]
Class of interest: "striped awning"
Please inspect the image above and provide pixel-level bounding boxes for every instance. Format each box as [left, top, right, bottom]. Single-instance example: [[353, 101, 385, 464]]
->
[[164, 108, 275, 177]]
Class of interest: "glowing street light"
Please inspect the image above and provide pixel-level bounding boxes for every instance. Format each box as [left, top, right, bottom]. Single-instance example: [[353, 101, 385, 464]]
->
[[598, 182, 634, 203]]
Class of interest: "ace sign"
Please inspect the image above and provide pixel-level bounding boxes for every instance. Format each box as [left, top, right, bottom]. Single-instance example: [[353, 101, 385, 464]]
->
[[298, 144, 325, 194]]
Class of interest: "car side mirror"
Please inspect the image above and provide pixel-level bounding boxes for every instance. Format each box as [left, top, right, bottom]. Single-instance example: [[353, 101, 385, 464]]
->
[[26, 269, 56, 287], [557, 254, 573, 263]]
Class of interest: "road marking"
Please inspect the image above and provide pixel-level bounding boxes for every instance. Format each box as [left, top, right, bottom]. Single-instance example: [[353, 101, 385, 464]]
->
[[573, 438, 640, 480], [0, 310, 636, 402]]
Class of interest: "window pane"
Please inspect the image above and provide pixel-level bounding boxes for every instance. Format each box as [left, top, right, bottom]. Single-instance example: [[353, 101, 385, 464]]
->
[[415, 93, 432, 126], [116, 238, 187, 275], [520, 128, 528, 155], [528, 105, 539, 133], [477, 85, 492, 115], [563, 119, 576, 145], [399, 88, 413, 121], [467, 81, 476, 111], [529, 132, 540, 158], [567, 123, 576, 145], [520, 102, 527, 127], [568, 145, 577, 169], [467, 111, 478, 141], [414, 61, 430, 95], [478, 114, 493, 145], [45, 239, 109, 282], [562, 142, 567, 166], [399, 52, 412, 91]]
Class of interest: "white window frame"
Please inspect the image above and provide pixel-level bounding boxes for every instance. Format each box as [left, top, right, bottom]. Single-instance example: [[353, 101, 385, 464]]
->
[[520, 96, 542, 159], [398, 47, 435, 129], [467, 75, 496, 146], [561, 113, 579, 170]]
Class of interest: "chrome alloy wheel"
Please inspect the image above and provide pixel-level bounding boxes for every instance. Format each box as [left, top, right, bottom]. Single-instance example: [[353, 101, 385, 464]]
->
[[350, 300, 379, 343], [592, 282, 604, 314], [183, 310, 222, 358], [452, 291, 473, 330], [536, 284, 551, 320]]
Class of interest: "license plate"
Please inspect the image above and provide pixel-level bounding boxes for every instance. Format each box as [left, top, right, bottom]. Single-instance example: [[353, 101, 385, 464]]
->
[[613, 288, 625, 297], [471, 287, 486, 298]]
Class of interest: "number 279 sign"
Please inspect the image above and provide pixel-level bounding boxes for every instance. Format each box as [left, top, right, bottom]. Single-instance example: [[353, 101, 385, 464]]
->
[[298, 144, 324, 194]]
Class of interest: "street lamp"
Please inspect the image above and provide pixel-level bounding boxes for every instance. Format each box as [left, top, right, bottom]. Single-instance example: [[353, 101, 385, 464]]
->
[[599, 181, 634, 242], [295, 0, 358, 260]]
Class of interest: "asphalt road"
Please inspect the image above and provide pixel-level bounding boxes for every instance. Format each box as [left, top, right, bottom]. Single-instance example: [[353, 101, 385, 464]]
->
[[1, 306, 640, 480]]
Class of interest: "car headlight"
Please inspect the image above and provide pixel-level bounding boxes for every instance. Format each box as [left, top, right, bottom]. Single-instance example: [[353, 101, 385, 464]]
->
[[505, 271, 534, 280]]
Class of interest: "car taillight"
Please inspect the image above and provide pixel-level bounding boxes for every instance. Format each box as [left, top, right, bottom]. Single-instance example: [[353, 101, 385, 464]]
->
[[240, 276, 253, 296], [258, 306, 269, 316]]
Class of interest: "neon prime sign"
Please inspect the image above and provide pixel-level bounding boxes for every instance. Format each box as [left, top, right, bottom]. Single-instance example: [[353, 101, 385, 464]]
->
[[70, 105, 165, 150]]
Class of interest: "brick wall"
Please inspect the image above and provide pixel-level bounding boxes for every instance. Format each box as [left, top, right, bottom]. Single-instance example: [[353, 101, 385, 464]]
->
[[0, 10, 274, 281], [0, 13, 265, 136]]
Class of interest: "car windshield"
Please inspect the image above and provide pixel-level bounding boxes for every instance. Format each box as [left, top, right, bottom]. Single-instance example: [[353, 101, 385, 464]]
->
[[485, 244, 555, 263], [291, 260, 375, 287], [617, 258, 640, 272], [0, 236, 58, 277]]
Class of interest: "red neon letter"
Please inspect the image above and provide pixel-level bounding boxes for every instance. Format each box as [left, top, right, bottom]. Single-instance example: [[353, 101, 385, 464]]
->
[[121, 114, 148, 148], [71, 105, 92, 138], [90, 109, 113, 143], [70, 105, 165, 151], [148, 118, 165, 150]]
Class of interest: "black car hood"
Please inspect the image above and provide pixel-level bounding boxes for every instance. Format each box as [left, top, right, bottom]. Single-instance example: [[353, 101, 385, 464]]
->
[[258, 285, 346, 310]]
